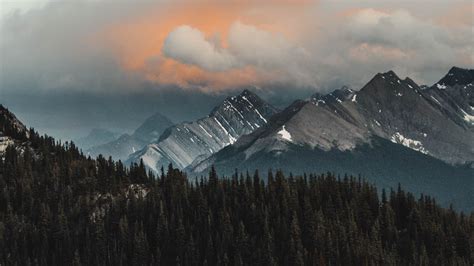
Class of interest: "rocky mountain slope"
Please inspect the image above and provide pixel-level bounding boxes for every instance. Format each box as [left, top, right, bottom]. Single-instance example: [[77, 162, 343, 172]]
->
[[355, 69, 473, 164], [86, 112, 173, 161], [126, 89, 278, 172], [421, 66, 473, 128], [188, 67, 474, 210], [0, 105, 29, 155]]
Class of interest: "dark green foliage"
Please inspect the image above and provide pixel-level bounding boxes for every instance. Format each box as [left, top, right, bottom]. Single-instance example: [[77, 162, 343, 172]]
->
[[0, 130, 472, 265]]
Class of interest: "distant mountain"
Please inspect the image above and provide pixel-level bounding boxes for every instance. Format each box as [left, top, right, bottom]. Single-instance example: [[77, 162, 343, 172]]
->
[[86, 112, 173, 161], [126, 89, 278, 172], [132, 112, 173, 142], [75, 128, 120, 150], [86, 134, 147, 161], [188, 67, 474, 210]]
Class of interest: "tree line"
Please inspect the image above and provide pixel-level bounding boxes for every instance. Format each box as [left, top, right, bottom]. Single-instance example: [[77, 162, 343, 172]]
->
[[0, 129, 473, 265]]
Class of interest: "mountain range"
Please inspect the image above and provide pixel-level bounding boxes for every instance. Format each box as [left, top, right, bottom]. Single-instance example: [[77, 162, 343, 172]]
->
[[1, 67, 472, 210], [126, 89, 278, 172], [187, 67, 474, 210], [85, 112, 173, 161]]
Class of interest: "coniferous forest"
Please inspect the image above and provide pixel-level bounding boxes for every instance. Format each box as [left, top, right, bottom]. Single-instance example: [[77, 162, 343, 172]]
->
[[0, 129, 473, 265]]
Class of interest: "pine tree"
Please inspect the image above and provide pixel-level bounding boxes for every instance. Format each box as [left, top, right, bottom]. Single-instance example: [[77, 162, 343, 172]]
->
[[288, 212, 305, 266]]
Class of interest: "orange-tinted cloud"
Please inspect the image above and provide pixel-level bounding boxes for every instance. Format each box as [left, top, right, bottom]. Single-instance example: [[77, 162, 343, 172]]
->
[[90, 0, 315, 89], [143, 58, 270, 92], [101, 3, 242, 69], [435, 3, 473, 27]]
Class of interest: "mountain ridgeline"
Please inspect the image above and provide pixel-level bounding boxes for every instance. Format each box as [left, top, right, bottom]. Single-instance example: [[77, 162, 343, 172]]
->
[[126, 89, 278, 171], [0, 111, 472, 264], [63, 67, 474, 210], [188, 67, 474, 211], [0, 67, 473, 264], [85, 112, 174, 161], [74, 128, 120, 150]]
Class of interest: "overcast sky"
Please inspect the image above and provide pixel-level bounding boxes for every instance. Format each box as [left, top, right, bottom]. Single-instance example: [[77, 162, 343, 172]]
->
[[0, 0, 472, 140]]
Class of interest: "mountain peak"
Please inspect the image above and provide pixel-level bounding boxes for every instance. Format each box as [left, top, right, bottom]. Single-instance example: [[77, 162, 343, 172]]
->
[[356, 70, 424, 108], [434, 66, 474, 88], [332, 86, 355, 100], [311, 86, 355, 104], [384, 70, 398, 77], [449, 66, 471, 74], [234, 88, 264, 104], [129, 89, 278, 171], [377, 70, 402, 81], [211, 89, 276, 118], [133, 112, 173, 142], [364, 69, 421, 92], [240, 88, 254, 97], [0, 105, 28, 140]]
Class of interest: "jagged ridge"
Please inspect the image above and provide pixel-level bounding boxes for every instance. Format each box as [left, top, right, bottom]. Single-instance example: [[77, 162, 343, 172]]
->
[[127, 89, 278, 171]]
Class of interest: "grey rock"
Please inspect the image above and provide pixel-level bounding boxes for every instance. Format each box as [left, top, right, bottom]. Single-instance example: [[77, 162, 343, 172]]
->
[[188, 68, 474, 211], [126, 89, 278, 171]]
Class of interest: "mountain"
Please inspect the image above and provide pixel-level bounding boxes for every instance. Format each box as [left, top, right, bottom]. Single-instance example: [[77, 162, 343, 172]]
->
[[126, 89, 278, 172], [354, 70, 473, 164], [434, 66, 474, 88], [0, 105, 29, 155], [132, 112, 173, 142], [188, 68, 474, 210], [75, 128, 120, 150], [86, 112, 173, 161], [86, 133, 148, 161], [421, 66, 474, 128], [1, 105, 471, 264]]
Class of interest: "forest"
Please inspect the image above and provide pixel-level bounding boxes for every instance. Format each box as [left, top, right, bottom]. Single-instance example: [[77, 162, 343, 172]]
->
[[0, 129, 473, 265]]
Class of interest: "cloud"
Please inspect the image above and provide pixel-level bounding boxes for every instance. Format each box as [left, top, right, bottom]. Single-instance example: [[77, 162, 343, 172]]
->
[[163, 25, 237, 71], [337, 8, 473, 84], [161, 21, 312, 86], [294, 6, 473, 90], [1, 0, 472, 140], [228, 21, 304, 69], [1, 0, 472, 94], [0, 0, 153, 93]]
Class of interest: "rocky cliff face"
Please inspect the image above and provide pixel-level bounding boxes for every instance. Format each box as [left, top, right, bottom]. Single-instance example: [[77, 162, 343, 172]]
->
[[0, 105, 29, 155], [126, 89, 278, 172], [194, 68, 474, 173], [187, 68, 474, 211]]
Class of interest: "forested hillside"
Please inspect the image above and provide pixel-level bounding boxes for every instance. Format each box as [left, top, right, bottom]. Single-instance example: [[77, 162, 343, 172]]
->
[[0, 129, 472, 265]]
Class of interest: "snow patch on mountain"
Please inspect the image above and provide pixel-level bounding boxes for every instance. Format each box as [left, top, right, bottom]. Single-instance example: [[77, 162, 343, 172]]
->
[[460, 109, 474, 124], [0, 134, 14, 154], [277, 125, 293, 142], [214, 117, 236, 145], [351, 94, 357, 102], [390, 132, 428, 154], [254, 108, 267, 123], [436, 83, 447, 89]]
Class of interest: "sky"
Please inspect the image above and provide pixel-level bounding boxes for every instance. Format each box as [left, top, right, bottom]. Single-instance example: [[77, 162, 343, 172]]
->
[[0, 0, 473, 140]]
